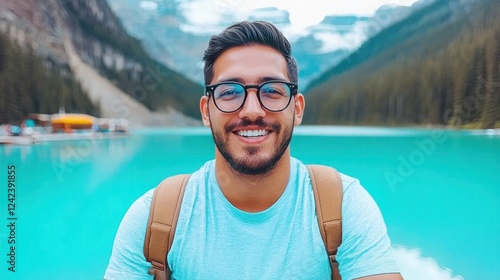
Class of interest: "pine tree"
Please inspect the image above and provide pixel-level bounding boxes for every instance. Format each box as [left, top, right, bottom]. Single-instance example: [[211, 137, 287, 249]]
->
[[480, 27, 500, 128]]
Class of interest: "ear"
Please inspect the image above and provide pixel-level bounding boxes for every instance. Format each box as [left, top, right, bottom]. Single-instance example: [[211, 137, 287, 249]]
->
[[293, 93, 305, 126], [200, 95, 211, 127]]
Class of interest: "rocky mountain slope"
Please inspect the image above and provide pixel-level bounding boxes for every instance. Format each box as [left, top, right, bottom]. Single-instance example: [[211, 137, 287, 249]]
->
[[0, 0, 202, 127]]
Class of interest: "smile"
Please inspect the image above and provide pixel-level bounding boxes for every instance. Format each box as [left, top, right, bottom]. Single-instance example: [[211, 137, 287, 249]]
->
[[236, 130, 270, 137]]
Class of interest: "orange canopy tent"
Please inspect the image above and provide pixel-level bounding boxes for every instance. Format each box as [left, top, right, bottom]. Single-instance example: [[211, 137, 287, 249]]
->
[[51, 114, 95, 133]]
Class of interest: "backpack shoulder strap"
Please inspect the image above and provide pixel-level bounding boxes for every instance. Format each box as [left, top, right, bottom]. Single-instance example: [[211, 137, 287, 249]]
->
[[144, 174, 190, 280], [307, 165, 343, 280]]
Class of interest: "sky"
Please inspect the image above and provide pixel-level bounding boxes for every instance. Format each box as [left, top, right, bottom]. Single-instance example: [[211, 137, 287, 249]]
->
[[175, 0, 421, 30], [138, 0, 422, 54]]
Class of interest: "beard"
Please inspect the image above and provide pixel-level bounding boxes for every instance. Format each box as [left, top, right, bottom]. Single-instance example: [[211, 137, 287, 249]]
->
[[211, 117, 294, 176]]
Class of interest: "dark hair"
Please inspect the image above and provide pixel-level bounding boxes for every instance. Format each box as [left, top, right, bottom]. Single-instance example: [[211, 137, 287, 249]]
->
[[203, 21, 298, 85]]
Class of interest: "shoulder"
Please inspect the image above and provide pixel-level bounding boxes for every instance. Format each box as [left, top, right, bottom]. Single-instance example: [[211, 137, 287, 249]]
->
[[336, 174, 400, 278], [338, 172, 373, 207], [104, 189, 155, 279], [292, 157, 358, 194], [122, 189, 155, 223], [338, 172, 359, 193], [114, 188, 155, 235], [294, 159, 381, 221], [105, 161, 214, 279], [292, 159, 399, 278]]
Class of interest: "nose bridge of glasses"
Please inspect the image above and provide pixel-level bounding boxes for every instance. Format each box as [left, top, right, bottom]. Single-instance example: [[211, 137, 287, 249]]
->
[[241, 84, 260, 103], [237, 85, 264, 114], [243, 84, 260, 95], [244, 87, 261, 104]]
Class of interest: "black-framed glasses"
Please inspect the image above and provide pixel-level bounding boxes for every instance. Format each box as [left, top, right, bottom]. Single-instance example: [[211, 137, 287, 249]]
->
[[205, 80, 298, 113]]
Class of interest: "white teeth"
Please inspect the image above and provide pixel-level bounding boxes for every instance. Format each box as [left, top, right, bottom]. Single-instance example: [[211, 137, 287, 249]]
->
[[237, 130, 269, 137]]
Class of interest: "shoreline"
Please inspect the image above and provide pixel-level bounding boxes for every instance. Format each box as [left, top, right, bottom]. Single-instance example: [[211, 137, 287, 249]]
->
[[2, 125, 498, 146], [0, 132, 128, 145]]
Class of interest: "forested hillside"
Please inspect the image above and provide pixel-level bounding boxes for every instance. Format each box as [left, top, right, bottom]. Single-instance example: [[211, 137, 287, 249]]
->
[[0, 30, 99, 124], [304, 0, 500, 128], [61, 0, 202, 117], [0, 0, 202, 126]]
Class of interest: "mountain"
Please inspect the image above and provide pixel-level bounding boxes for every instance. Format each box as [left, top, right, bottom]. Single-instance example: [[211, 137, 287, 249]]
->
[[0, 0, 202, 127], [106, 0, 413, 88], [304, 0, 500, 128], [0, 27, 99, 124], [305, 0, 442, 92]]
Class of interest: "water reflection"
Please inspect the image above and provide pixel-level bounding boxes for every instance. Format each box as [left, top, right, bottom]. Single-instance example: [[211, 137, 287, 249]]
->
[[394, 246, 464, 280], [0, 127, 497, 279], [1, 144, 34, 162]]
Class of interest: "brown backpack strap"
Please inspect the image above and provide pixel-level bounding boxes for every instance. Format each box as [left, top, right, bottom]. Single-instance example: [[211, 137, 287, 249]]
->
[[144, 174, 190, 280], [307, 165, 343, 280]]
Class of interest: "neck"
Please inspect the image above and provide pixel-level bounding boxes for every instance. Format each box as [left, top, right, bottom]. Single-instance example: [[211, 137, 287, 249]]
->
[[215, 151, 291, 212]]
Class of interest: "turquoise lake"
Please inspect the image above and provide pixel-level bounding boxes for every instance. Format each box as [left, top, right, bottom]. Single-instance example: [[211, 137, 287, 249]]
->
[[0, 126, 499, 280]]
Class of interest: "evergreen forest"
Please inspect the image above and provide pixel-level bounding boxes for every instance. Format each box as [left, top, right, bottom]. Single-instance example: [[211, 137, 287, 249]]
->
[[0, 30, 99, 124], [304, 0, 500, 128]]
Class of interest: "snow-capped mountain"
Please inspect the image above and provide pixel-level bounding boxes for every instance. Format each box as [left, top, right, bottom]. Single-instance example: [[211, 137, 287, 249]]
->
[[107, 0, 414, 88]]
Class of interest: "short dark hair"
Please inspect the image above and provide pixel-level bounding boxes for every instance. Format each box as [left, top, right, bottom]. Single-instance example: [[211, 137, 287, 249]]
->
[[203, 21, 298, 85]]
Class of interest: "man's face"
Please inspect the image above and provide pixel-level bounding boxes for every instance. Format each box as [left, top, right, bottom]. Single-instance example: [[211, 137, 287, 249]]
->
[[200, 45, 305, 175]]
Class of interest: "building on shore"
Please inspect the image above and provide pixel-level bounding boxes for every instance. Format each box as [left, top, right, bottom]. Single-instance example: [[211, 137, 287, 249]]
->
[[0, 113, 129, 145], [2, 113, 128, 136]]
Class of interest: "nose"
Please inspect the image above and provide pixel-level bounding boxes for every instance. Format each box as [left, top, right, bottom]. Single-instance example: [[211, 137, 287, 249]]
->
[[238, 89, 266, 120]]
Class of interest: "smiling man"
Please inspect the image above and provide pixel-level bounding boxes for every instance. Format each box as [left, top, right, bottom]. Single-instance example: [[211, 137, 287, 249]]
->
[[104, 21, 403, 280]]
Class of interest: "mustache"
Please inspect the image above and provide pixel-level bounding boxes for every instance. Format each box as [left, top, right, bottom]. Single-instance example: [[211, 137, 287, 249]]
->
[[225, 118, 281, 134]]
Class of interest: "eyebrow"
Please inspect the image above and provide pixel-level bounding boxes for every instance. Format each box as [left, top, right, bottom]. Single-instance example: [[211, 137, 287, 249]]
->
[[216, 76, 288, 84]]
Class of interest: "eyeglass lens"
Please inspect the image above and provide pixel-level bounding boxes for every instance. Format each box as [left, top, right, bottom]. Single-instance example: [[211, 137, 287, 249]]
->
[[213, 82, 292, 112]]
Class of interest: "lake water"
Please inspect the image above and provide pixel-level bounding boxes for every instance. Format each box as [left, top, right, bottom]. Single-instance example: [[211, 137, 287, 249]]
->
[[0, 126, 498, 280]]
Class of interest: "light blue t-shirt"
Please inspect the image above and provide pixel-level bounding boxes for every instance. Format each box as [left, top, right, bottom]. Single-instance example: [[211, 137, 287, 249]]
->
[[104, 158, 399, 279]]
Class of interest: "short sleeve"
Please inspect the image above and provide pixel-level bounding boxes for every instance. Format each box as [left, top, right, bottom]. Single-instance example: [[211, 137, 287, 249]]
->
[[337, 176, 400, 279], [104, 189, 155, 280]]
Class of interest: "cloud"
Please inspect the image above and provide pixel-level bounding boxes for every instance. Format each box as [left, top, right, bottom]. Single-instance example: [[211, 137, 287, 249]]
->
[[393, 245, 464, 280], [179, 0, 223, 25], [139, 1, 158, 11], [313, 32, 361, 53], [179, 0, 420, 34]]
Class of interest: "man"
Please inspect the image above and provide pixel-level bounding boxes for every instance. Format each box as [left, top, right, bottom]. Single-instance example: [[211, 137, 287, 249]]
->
[[104, 21, 403, 280]]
